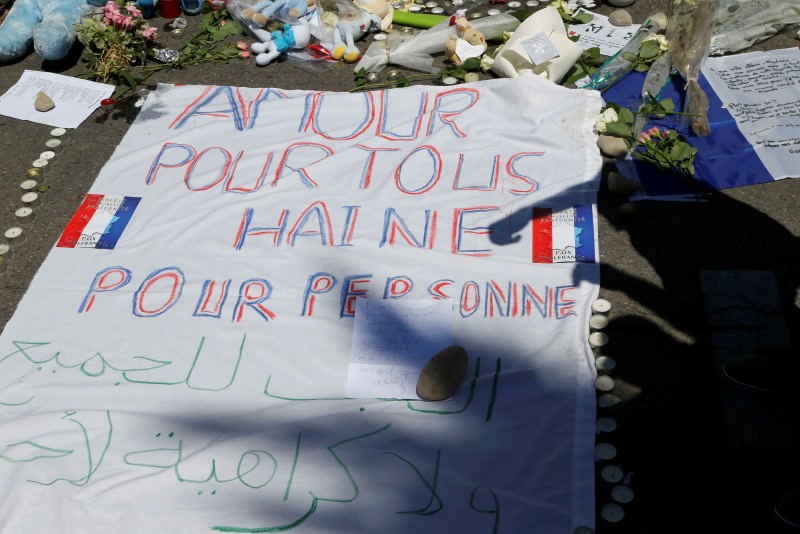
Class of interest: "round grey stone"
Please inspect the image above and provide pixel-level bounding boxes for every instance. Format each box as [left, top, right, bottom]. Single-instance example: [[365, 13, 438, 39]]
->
[[416, 345, 468, 401], [597, 135, 629, 159], [608, 9, 633, 27], [606, 171, 641, 196]]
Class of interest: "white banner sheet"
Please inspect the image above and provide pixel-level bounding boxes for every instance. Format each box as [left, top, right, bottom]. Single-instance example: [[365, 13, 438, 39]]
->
[[0, 74, 602, 533]]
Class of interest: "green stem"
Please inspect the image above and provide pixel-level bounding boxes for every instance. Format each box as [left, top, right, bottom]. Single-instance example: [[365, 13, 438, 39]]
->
[[349, 73, 439, 93]]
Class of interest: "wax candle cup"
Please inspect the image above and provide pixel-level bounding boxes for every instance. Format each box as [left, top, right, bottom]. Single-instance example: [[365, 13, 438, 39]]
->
[[595, 443, 617, 461], [424, 1, 437, 6], [386, 70, 401, 80], [26, 168, 43, 182], [366, 72, 379, 83], [21, 192, 40, 207], [0, 244, 11, 260], [592, 298, 612, 314], [20, 179, 39, 191], [595, 375, 615, 391], [600, 465, 623, 483], [507, 0, 520, 6], [589, 314, 608, 330], [373, 32, 387, 41], [40, 150, 56, 160], [464, 72, 480, 83], [469, 11, 484, 18], [431, 6, 443, 12], [525, 0, 539, 5], [595, 356, 616, 373], [597, 416, 617, 433], [45, 138, 63, 152], [50, 127, 67, 137], [589, 332, 609, 347], [487, 8, 500, 14], [611, 485, 635, 503], [100, 98, 115, 111], [601, 503, 624, 522], [442, 76, 458, 85], [598, 393, 621, 408], [4, 227, 24, 244], [15, 207, 35, 224]]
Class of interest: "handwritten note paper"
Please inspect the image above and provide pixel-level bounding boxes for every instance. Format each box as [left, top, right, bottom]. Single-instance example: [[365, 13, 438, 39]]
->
[[568, 10, 640, 57], [0, 70, 113, 128], [347, 299, 453, 399], [702, 48, 800, 179]]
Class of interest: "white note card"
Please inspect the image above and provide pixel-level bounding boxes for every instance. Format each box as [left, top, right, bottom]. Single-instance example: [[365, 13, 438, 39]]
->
[[521, 32, 560, 65], [347, 299, 453, 399]]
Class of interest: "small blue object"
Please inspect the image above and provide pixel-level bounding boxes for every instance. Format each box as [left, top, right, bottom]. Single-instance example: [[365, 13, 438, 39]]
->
[[180, 0, 202, 15], [137, 0, 158, 18]]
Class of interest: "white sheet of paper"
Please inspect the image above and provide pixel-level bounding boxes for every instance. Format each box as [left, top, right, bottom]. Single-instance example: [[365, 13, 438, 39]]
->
[[568, 10, 641, 57], [0, 70, 114, 128], [455, 38, 486, 62], [347, 299, 453, 399], [702, 48, 800, 179], [521, 31, 560, 65]]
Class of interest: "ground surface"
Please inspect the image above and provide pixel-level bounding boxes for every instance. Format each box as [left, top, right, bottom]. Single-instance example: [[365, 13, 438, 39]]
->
[[1, 0, 799, 532]]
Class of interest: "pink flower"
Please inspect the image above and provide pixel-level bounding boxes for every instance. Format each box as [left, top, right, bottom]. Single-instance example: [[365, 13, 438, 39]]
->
[[142, 26, 157, 40], [647, 126, 660, 137], [126, 3, 142, 17], [236, 41, 249, 51], [103, 0, 121, 14], [661, 130, 669, 139], [638, 132, 650, 143], [239, 51, 251, 58], [110, 12, 126, 26]]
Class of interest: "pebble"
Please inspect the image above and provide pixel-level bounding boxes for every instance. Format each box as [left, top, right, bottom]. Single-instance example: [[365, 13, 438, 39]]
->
[[606, 171, 641, 196], [416, 345, 468, 401], [608, 9, 633, 27], [597, 135, 628, 158], [34, 91, 55, 112]]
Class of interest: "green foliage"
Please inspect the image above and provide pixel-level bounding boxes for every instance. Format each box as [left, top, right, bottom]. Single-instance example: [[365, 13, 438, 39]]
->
[[565, 47, 603, 85]]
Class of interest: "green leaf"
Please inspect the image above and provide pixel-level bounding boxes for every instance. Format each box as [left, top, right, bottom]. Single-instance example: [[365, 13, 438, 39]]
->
[[565, 65, 587, 84], [617, 107, 634, 125], [119, 69, 138, 92], [605, 122, 632, 138], [573, 12, 593, 24], [660, 98, 675, 113], [639, 40, 660, 59], [461, 57, 481, 71], [622, 52, 637, 62]]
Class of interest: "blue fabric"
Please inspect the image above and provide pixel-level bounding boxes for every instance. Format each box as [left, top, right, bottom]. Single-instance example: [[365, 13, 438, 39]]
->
[[601, 70, 774, 197]]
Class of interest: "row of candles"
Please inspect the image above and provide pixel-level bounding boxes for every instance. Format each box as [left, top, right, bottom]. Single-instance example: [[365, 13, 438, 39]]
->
[[0, 127, 66, 273], [589, 298, 634, 525]]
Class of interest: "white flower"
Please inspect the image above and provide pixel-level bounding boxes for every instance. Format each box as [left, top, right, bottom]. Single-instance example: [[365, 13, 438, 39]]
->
[[595, 108, 618, 134], [642, 33, 669, 52], [480, 54, 495, 72]]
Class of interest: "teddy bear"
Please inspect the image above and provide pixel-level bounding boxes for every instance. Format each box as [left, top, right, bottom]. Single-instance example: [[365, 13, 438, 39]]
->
[[0, 0, 93, 62], [240, 0, 309, 28], [444, 9, 487, 65]]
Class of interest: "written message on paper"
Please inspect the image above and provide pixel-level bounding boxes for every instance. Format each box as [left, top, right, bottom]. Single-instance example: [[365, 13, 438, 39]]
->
[[703, 48, 800, 179], [348, 299, 453, 399]]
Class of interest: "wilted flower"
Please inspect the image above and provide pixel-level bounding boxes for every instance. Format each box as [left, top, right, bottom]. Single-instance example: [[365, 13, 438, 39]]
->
[[480, 54, 494, 72], [142, 26, 157, 40], [236, 41, 249, 51], [126, 3, 142, 17], [239, 51, 251, 58]]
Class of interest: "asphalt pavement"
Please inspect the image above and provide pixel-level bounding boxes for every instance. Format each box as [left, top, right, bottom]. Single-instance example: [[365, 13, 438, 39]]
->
[[1, 0, 799, 531]]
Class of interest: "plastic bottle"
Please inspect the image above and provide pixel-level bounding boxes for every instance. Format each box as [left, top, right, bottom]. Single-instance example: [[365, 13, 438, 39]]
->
[[180, 0, 202, 15]]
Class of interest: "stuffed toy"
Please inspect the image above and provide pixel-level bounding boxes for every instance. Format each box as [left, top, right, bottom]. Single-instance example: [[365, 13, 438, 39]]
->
[[444, 9, 487, 65], [240, 0, 309, 27], [0, 0, 93, 62], [318, 0, 381, 63], [248, 18, 311, 66], [353, 0, 391, 32]]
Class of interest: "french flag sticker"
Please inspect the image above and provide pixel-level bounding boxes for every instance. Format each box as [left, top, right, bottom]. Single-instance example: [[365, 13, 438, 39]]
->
[[532, 204, 596, 264], [57, 194, 141, 249]]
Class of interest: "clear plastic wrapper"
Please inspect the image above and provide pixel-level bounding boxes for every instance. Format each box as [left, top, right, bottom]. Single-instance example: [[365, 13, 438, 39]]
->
[[587, 14, 666, 92], [710, 0, 800, 55], [355, 12, 522, 73], [667, 0, 716, 136], [630, 51, 673, 143]]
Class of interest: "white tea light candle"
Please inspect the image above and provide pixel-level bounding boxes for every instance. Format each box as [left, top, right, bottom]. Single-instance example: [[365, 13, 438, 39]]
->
[[595, 356, 616, 373], [4, 227, 24, 244], [32, 158, 49, 172], [595, 375, 615, 392], [0, 244, 11, 261], [596, 416, 617, 433], [15, 207, 35, 224], [594, 443, 617, 461], [589, 314, 609, 330], [45, 138, 63, 152], [589, 332, 609, 347], [20, 179, 39, 191], [50, 127, 67, 137], [598, 393, 621, 408], [600, 465, 623, 483], [601, 503, 625, 522], [592, 298, 611, 314], [21, 192, 40, 207], [39, 150, 56, 160], [611, 485, 635, 503]]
